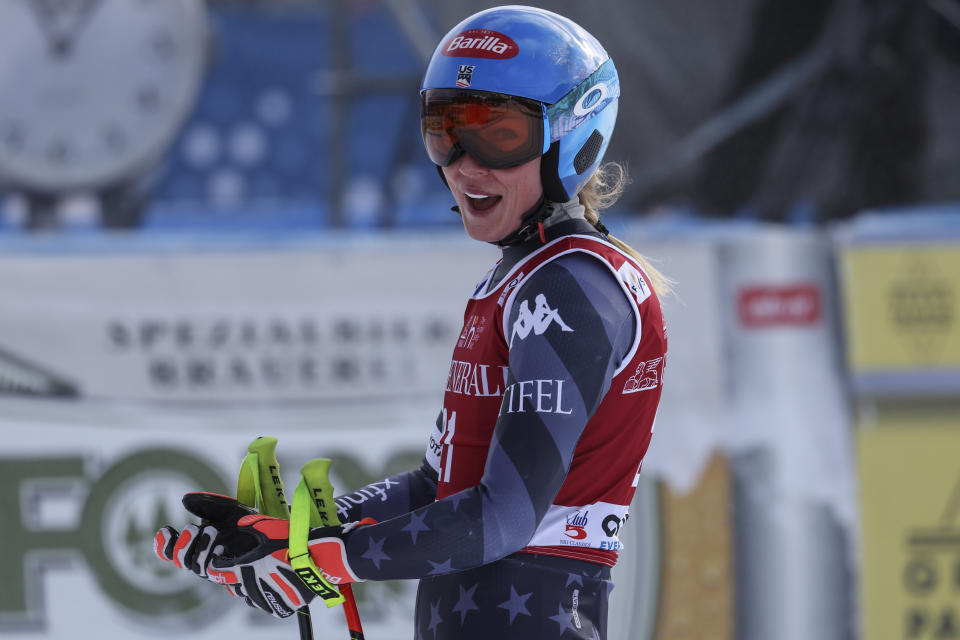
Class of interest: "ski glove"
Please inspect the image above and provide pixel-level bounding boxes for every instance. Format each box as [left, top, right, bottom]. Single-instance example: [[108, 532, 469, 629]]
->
[[158, 492, 374, 619], [207, 512, 375, 618], [154, 492, 257, 580]]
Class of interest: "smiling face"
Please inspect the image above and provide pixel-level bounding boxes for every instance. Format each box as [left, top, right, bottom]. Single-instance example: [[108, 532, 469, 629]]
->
[[441, 153, 543, 243]]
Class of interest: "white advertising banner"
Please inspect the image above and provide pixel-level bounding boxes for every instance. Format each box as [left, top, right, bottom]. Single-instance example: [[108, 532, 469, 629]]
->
[[0, 236, 499, 402]]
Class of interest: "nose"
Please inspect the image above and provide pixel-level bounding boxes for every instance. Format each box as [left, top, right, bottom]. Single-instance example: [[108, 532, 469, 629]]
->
[[456, 152, 489, 177]]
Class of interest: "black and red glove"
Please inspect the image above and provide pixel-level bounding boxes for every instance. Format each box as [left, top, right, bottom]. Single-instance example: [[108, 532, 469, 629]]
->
[[156, 492, 374, 619], [154, 492, 256, 580]]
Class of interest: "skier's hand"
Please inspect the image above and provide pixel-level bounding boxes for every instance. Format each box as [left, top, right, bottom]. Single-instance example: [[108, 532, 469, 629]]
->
[[153, 492, 257, 580], [169, 492, 374, 618]]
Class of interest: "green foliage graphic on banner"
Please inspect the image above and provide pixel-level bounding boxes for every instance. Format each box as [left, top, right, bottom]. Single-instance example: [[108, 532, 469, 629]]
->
[[0, 449, 229, 627]]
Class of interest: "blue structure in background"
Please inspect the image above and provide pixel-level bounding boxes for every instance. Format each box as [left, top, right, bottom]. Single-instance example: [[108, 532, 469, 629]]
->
[[144, 4, 456, 233], [147, 9, 329, 230], [0, 3, 457, 235]]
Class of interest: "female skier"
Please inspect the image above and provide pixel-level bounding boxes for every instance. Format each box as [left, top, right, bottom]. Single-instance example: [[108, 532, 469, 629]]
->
[[157, 6, 669, 639]]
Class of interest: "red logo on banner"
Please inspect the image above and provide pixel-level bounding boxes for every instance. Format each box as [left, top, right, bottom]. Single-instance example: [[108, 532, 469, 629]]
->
[[738, 284, 821, 328], [442, 29, 518, 59]]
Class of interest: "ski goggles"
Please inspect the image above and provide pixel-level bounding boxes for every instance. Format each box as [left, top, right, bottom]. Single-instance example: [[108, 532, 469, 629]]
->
[[421, 89, 549, 169]]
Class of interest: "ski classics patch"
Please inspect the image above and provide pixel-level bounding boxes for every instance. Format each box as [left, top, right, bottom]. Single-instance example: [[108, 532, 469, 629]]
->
[[441, 28, 518, 59], [510, 293, 573, 346]]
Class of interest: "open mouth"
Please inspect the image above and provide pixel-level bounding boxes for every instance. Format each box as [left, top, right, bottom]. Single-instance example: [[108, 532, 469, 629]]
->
[[465, 191, 502, 212]]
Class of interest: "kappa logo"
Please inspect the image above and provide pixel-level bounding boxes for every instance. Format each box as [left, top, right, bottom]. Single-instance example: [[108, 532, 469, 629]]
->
[[510, 293, 573, 346], [622, 357, 663, 393]]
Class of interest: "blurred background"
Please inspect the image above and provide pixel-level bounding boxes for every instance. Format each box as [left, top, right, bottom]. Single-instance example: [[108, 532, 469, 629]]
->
[[0, 1, 958, 639]]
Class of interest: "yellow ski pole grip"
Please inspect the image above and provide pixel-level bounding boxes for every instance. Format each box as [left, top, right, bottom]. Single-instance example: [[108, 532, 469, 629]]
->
[[298, 458, 366, 638], [238, 436, 289, 517], [236, 437, 317, 640], [290, 473, 345, 607], [299, 458, 341, 526]]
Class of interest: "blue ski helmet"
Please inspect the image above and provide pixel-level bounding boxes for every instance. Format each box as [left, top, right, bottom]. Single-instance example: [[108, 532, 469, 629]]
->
[[421, 5, 620, 202]]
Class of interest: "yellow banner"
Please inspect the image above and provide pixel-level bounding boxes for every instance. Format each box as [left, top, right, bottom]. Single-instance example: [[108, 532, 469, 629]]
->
[[655, 454, 734, 640], [840, 245, 960, 371], [858, 418, 960, 640]]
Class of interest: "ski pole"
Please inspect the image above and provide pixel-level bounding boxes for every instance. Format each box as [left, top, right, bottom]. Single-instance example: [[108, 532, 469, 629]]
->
[[236, 436, 315, 640], [291, 458, 366, 640]]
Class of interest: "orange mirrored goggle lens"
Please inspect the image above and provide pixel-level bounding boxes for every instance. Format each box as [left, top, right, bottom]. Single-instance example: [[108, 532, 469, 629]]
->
[[421, 90, 545, 169]]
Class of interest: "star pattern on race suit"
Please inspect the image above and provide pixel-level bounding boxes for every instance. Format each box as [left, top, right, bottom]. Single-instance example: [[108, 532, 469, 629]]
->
[[497, 585, 533, 624], [451, 583, 480, 624], [428, 599, 443, 636], [565, 572, 584, 588], [401, 510, 431, 543], [360, 537, 390, 569], [427, 557, 454, 575], [548, 601, 579, 635]]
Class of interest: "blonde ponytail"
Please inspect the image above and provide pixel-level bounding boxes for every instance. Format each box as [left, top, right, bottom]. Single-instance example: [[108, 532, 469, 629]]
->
[[579, 163, 674, 297]]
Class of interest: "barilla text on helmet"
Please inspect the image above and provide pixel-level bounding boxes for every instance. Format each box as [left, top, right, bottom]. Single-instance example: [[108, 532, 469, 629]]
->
[[442, 29, 518, 59]]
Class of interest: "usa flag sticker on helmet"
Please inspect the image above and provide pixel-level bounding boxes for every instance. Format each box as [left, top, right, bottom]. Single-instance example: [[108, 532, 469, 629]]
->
[[456, 65, 476, 88], [442, 28, 518, 59]]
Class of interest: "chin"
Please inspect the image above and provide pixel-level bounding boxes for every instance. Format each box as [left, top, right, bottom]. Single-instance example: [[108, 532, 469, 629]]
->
[[462, 223, 497, 243]]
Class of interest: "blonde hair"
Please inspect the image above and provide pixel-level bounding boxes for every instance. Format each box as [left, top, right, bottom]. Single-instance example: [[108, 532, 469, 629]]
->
[[579, 163, 674, 297]]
